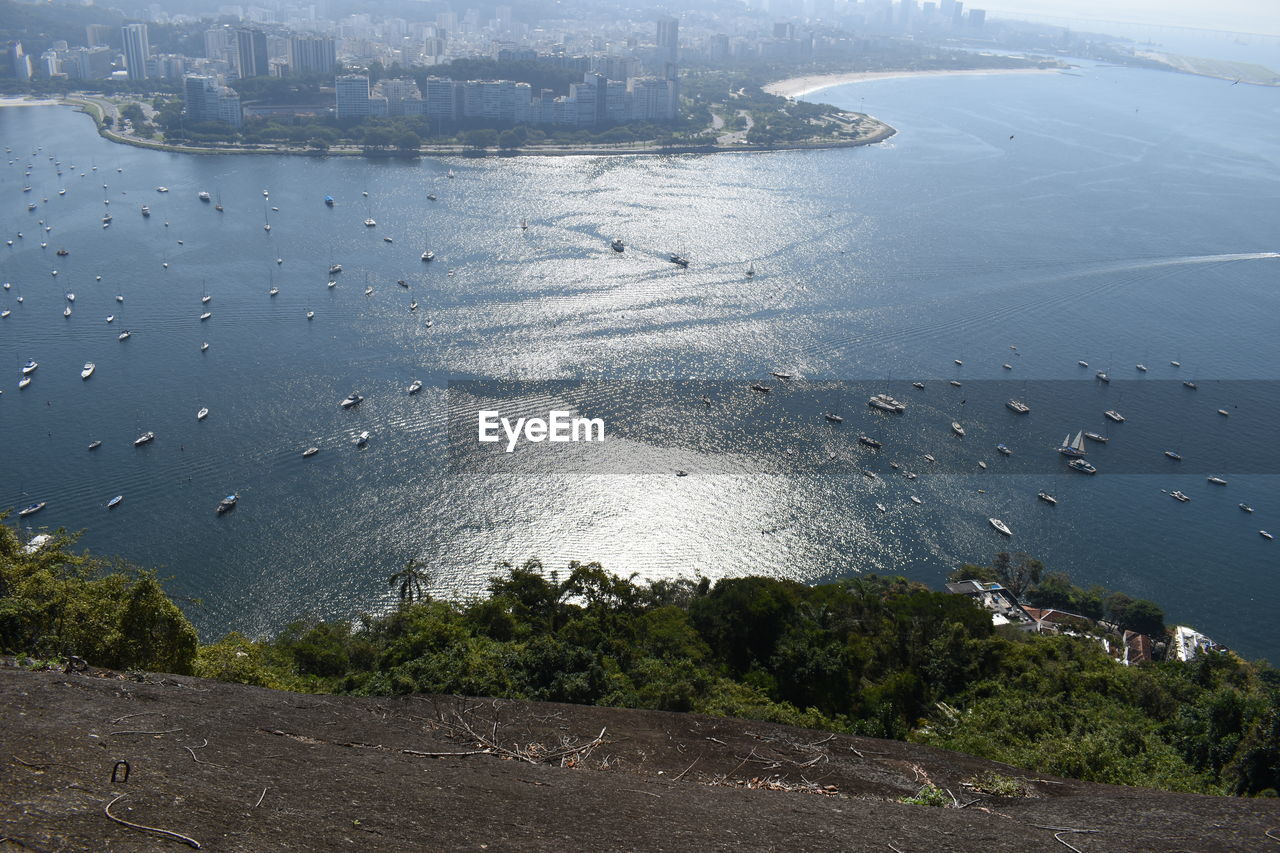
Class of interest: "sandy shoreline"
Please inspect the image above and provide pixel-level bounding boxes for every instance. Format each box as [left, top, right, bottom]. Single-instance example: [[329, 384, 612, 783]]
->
[[765, 67, 1059, 99], [0, 97, 61, 107]]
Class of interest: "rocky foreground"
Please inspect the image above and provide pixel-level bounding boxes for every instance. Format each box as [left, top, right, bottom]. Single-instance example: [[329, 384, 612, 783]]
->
[[2, 663, 1277, 852]]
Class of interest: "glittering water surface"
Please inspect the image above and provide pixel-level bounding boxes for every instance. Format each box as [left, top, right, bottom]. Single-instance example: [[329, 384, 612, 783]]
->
[[2, 62, 1278, 655]]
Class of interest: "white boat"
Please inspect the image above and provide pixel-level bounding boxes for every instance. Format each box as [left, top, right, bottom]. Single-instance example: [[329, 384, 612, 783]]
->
[[197, 407, 208, 420], [106, 315, 114, 323], [116, 294, 124, 302], [330, 264, 343, 274], [216, 493, 238, 514], [868, 394, 906, 413], [198, 191, 211, 201], [1262, 531, 1274, 540], [1095, 371, 1110, 383], [923, 454, 936, 463], [18, 376, 31, 389], [134, 431, 155, 446], [383, 237, 393, 244], [201, 342, 209, 352], [951, 422, 965, 437], [989, 518, 1012, 536], [1240, 503, 1254, 513], [1207, 477, 1227, 485], [1077, 360, 1089, 367], [107, 495, 123, 509], [156, 186, 169, 193], [81, 362, 95, 379], [1058, 431, 1087, 457], [118, 330, 131, 340], [421, 251, 434, 261], [63, 306, 71, 317], [1217, 409, 1229, 417], [307, 311, 315, 320], [1038, 492, 1057, 505], [269, 286, 279, 296], [354, 430, 370, 447], [875, 503, 887, 513], [1170, 491, 1190, 502], [1006, 399, 1030, 414], [1171, 360, 1180, 367], [909, 496, 922, 505], [364, 286, 374, 296], [200, 311, 212, 320], [364, 218, 376, 227], [22, 359, 37, 375], [409, 301, 418, 311], [302, 447, 319, 457], [978, 460, 988, 469], [1083, 432, 1108, 443], [1002, 363, 1013, 370], [1104, 410, 1125, 422], [912, 382, 925, 389], [1164, 450, 1182, 461], [18, 502, 46, 517], [340, 392, 363, 409], [954, 359, 963, 366], [949, 380, 962, 387], [1136, 364, 1148, 372], [1068, 458, 1097, 474], [328, 280, 336, 288], [996, 444, 1012, 456], [407, 380, 423, 394], [202, 294, 211, 304]]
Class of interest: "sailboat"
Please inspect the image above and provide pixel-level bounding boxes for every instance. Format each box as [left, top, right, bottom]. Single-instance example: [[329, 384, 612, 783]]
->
[[520, 218, 528, 230], [1057, 431, 1087, 457], [746, 262, 755, 277]]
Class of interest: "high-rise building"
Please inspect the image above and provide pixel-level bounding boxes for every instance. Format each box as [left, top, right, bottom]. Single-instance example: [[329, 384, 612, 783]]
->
[[121, 24, 150, 80], [85, 24, 115, 48], [656, 17, 678, 64], [183, 74, 242, 127], [10, 42, 32, 81], [288, 36, 336, 74], [627, 77, 675, 121], [204, 27, 233, 62], [234, 28, 268, 78], [967, 8, 986, 28], [336, 74, 373, 119]]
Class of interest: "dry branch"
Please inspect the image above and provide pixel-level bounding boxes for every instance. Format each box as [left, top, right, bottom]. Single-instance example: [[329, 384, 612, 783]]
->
[[104, 794, 201, 849]]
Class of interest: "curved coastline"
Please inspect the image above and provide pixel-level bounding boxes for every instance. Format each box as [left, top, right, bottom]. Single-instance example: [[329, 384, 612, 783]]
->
[[765, 67, 1062, 100], [51, 93, 896, 159]]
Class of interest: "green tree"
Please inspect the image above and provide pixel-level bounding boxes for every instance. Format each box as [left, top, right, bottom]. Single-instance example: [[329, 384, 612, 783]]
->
[[388, 559, 430, 604], [497, 129, 521, 150]]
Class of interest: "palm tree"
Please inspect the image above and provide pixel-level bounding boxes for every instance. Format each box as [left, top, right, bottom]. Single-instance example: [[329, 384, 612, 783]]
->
[[388, 559, 430, 604]]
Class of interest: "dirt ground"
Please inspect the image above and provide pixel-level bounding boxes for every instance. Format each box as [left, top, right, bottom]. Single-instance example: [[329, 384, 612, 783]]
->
[[2, 661, 1279, 852]]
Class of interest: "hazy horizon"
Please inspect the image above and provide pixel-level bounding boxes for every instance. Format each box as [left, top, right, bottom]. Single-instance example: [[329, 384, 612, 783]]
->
[[978, 0, 1280, 38]]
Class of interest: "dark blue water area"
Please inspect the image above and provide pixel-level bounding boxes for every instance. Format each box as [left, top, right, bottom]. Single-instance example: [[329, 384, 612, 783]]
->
[[1, 61, 1278, 656]]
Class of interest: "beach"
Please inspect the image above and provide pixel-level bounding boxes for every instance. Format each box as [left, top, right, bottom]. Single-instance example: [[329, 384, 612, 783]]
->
[[765, 67, 1061, 99], [0, 97, 61, 108]]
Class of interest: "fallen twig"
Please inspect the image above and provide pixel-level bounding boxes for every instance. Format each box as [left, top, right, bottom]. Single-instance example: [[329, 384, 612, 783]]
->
[[181, 739, 225, 768], [705, 736, 727, 746], [109, 728, 183, 737], [1053, 832, 1085, 852], [887, 844, 905, 853], [111, 711, 165, 724], [673, 757, 699, 781], [1266, 828, 1280, 843], [623, 788, 661, 798], [253, 788, 267, 809], [104, 794, 201, 849], [402, 749, 491, 758]]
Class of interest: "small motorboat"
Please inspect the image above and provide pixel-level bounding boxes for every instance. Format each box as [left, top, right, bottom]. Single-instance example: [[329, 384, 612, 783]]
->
[[923, 454, 936, 463], [340, 392, 363, 409], [307, 311, 315, 320], [421, 251, 434, 261], [1207, 477, 1228, 485], [118, 330, 131, 340], [302, 447, 319, 457], [749, 383, 771, 393], [1183, 380, 1198, 389], [81, 362, 95, 379], [1006, 400, 1030, 414], [409, 301, 418, 311], [1083, 432, 1108, 443], [407, 380, 423, 394], [1217, 409, 1229, 417], [858, 435, 882, 448], [1096, 371, 1110, 383], [201, 342, 209, 352], [18, 376, 31, 389], [22, 360, 38, 375], [63, 306, 72, 317], [996, 444, 1012, 456], [876, 503, 887, 513], [134, 431, 155, 446], [383, 237, 393, 244], [116, 294, 124, 302], [364, 286, 374, 296], [1171, 360, 1181, 367], [1262, 531, 1274, 540], [1038, 492, 1057, 505], [56, 248, 68, 256], [216, 493, 238, 514], [1240, 504, 1253, 513], [949, 380, 962, 387], [1170, 491, 1191, 502], [611, 238, 625, 252], [269, 287, 279, 296], [88, 440, 102, 450], [951, 422, 965, 437], [978, 461, 988, 469], [398, 279, 409, 288], [912, 382, 925, 390], [324, 196, 335, 206], [200, 311, 212, 320], [1104, 410, 1125, 422], [1077, 360, 1089, 367], [824, 414, 844, 423], [1002, 363, 1013, 370], [426, 194, 437, 201], [954, 359, 963, 366], [989, 518, 1012, 536], [198, 191, 211, 201], [364, 218, 376, 227], [18, 502, 46, 517], [354, 431, 370, 447], [909, 496, 923, 505], [771, 371, 792, 380], [197, 407, 209, 421], [1164, 451, 1182, 461], [330, 264, 343, 274], [328, 281, 336, 288], [106, 315, 114, 323], [107, 495, 123, 509], [1068, 458, 1097, 474], [1136, 364, 1147, 372]]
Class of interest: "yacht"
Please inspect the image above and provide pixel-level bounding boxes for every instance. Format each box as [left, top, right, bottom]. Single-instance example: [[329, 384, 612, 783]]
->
[[1170, 491, 1191, 503], [1207, 477, 1228, 485], [216, 493, 238, 514], [611, 238, 625, 253], [749, 383, 771, 393], [18, 376, 31, 389], [1002, 363, 1013, 370], [307, 311, 314, 320], [912, 382, 925, 390], [1006, 400, 1030, 414], [354, 430, 370, 447], [1164, 450, 1182, 461], [1068, 458, 1097, 474], [1083, 432, 1108, 443], [858, 435, 882, 448], [951, 422, 965, 437], [771, 371, 792, 380], [1183, 380, 1198, 390], [1240, 504, 1254, 513], [1136, 364, 1147, 372], [364, 218, 376, 227], [197, 407, 209, 420], [80, 362, 95, 380], [118, 330, 131, 341], [909, 496, 923, 505], [1104, 410, 1125, 423], [1171, 360, 1181, 367], [324, 196, 335, 207], [134, 431, 155, 446], [302, 447, 319, 457], [268, 287, 279, 296], [996, 444, 1012, 456], [88, 440, 102, 450], [421, 251, 434, 261], [1262, 531, 1274, 540], [824, 414, 844, 423], [201, 342, 209, 352], [409, 301, 418, 311], [340, 392, 363, 409], [198, 191, 211, 202], [923, 454, 936, 463], [364, 286, 374, 296], [520, 218, 528, 230], [1096, 371, 1110, 383], [407, 380, 423, 394], [329, 264, 343, 274], [18, 502, 46, 517], [876, 503, 887, 514], [107, 495, 123, 509], [989, 518, 1012, 536], [200, 311, 211, 320], [1077, 360, 1089, 367], [22, 360, 37, 375], [954, 359, 963, 366], [1058, 431, 1087, 457], [669, 253, 690, 267], [1037, 492, 1057, 505], [383, 236, 393, 244], [868, 394, 906, 413]]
